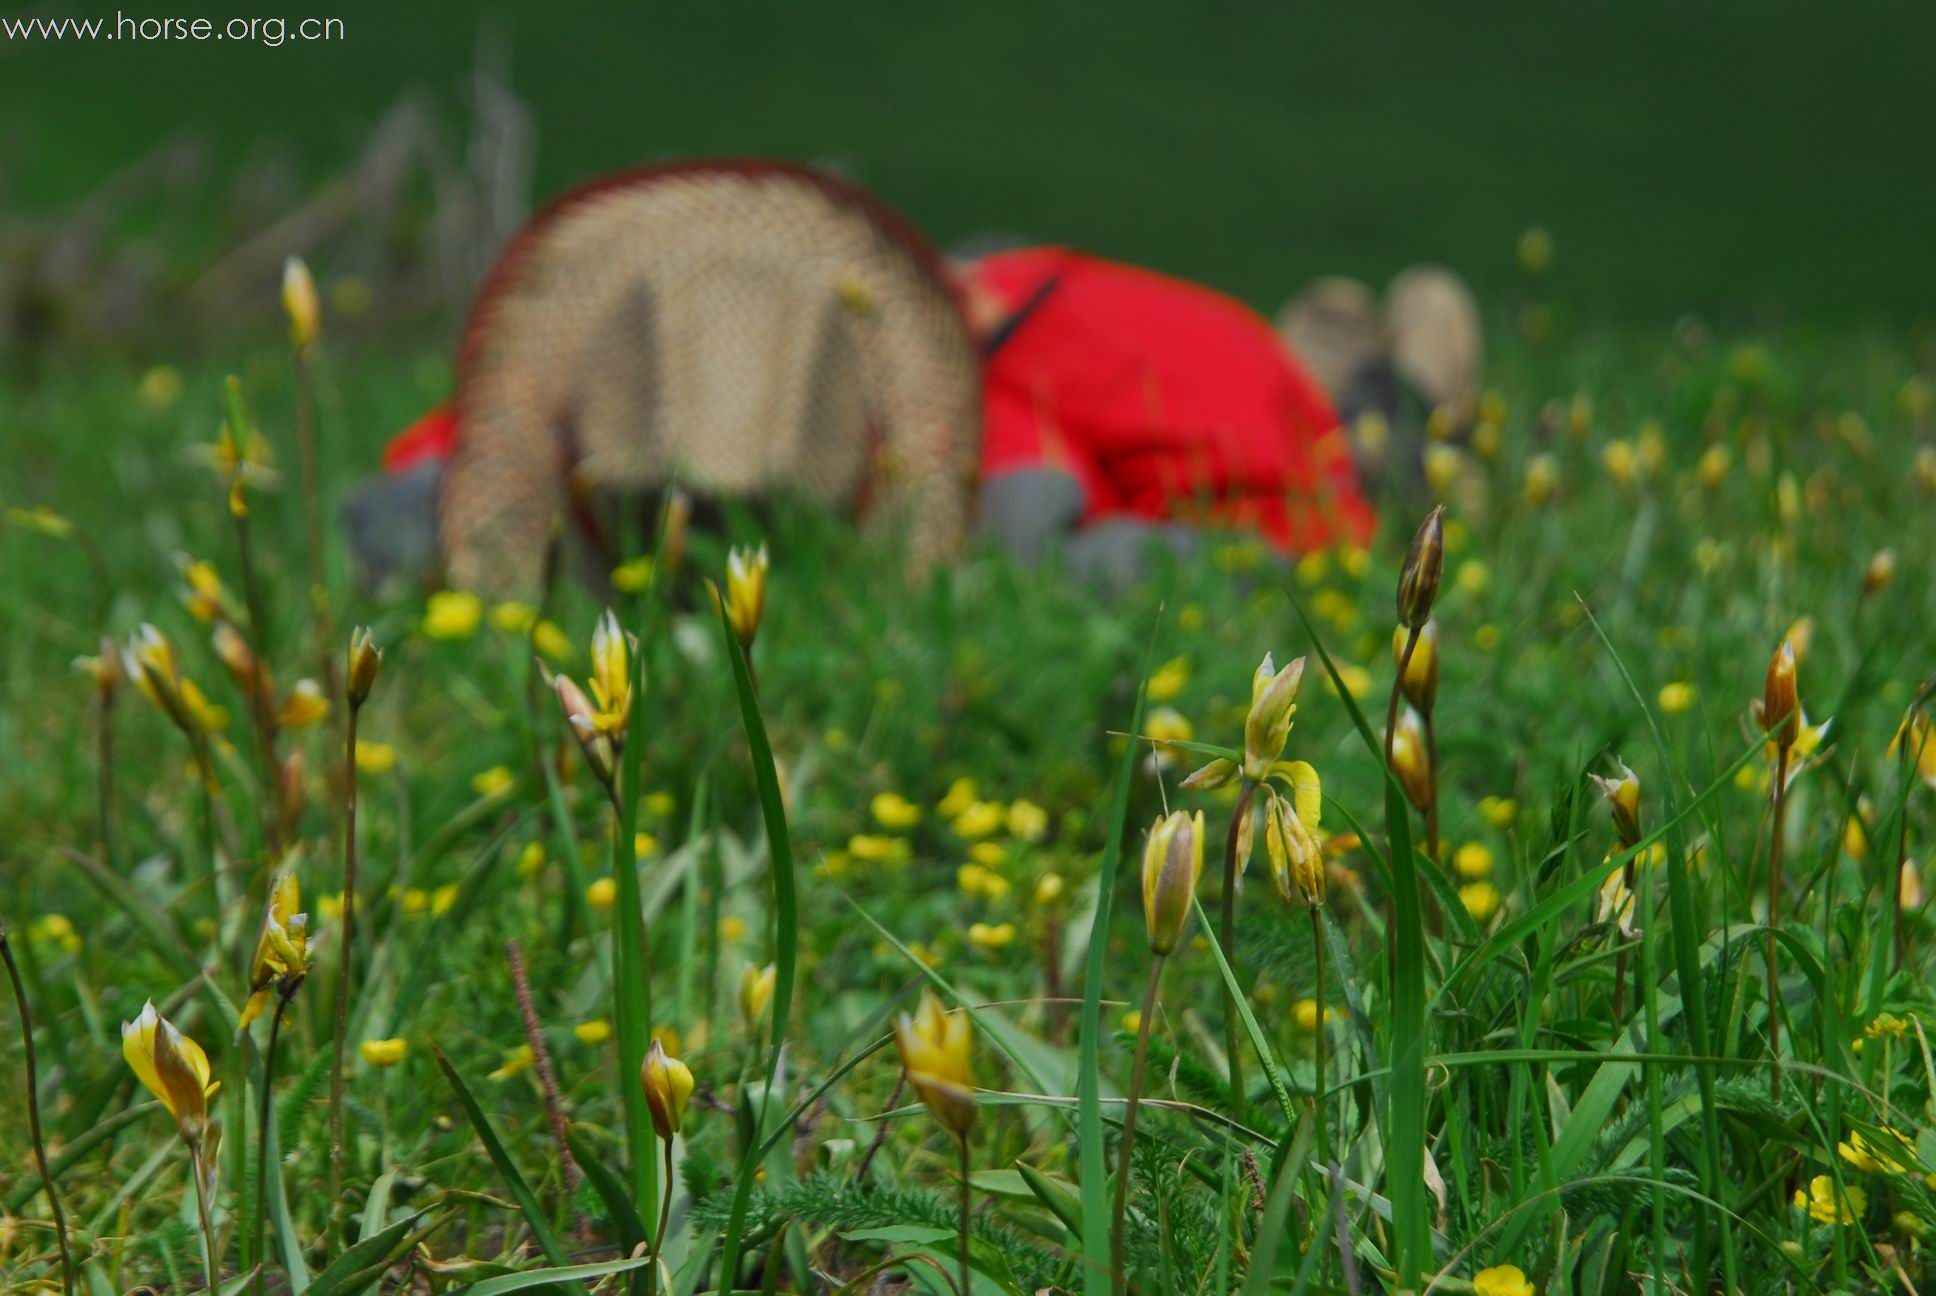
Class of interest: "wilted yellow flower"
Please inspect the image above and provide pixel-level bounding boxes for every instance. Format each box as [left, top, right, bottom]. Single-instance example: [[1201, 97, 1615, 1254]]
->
[[953, 801, 1005, 840], [1141, 810, 1205, 955], [123, 1002, 217, 1138], [1657, 682, 1696, 715], [360, 1038, 408, 1068], [423, 590, 482, 639], [968, 921, 1017, 949], [1146, 656, 1190, 702], [1459, 881, 1501, 922], [871, 791, 922, 830], [276, 679, 330, 729], [1453, 842, 1494, 880], [1793, 1174, 1865, 1225], [643, 1038, 696, 1140], [575, 1019, 613, 1046], [937, 777, 978, 819], [465, 766, 514, 799], [1007, 799, 1049, 842], [239, 866, 309, 1030], [723, 543, 770, 650], [587, 877, 617, 911], [1264, 764, 1324, 907], [740, 963, 777, 1024], [355, 741, 397, 775], [893, 990, 976, 1137], [1474, 1264, 1536, 1296]]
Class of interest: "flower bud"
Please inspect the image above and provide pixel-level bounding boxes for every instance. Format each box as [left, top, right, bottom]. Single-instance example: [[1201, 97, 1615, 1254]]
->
[[1863, 548, 1897, 597], [553, 672, 617, 788], [1756, 639, 1800, 752], [724, 543, 770, 651], [641, 1038, 695, 1140], [1393, 619, 1439, 714], [347, 626, 382, 708], [1264, 767, 1325, 908], [1389, 706, 1431, 812], [739, 963, 777, 1025], [1396, 505, 1445, 629], [282, 257, 320, 351], [1140, 810, 1205, 955], [1589, 759, 1642, 849], [893, 990, 977, 1138], [1242, 654, 1305, 781]]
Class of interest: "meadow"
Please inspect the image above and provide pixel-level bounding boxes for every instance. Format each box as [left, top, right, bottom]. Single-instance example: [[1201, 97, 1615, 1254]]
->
[[2, 290, 1936, 1296]]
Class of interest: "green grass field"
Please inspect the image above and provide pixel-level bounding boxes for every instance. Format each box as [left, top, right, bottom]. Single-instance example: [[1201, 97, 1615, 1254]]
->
[[2, 302, 1935, 1294]]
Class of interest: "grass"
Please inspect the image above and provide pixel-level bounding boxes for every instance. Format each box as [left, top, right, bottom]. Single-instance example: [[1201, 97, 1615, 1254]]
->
[[1, 296, 1935, 1296]]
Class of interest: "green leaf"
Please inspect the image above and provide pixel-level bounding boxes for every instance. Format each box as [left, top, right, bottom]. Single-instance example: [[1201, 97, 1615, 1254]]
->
[[459, 1257, 652, 1296], [303, 1214, 423, 1296]]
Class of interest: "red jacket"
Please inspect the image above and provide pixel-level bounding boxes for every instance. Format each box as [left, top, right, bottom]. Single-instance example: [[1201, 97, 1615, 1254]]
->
[[970, 247, 1373, 551]]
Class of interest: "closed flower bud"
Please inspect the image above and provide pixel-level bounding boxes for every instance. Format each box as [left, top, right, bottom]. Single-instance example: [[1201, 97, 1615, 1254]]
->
[[893, 990, 977, 1138], [1140, 810, 1205, 955], [282, 257, 320, 350], [1389, 706, 1431, 812], [1755, 639, 1800, 751], [740, 963, 777, 1024], [123, 1001, 217, 1142], [1393, 619, 1439, 714], [1242, 654, 1305, 781], [641, 1038, 696, 1139], [347, 626, 382, 708], [553, 671, 617, 788], [724, 544, 770, 651], [1396, 505, 1446, 629], [1863, 548, 1897, 597], [1589, 759, 1642, 848]]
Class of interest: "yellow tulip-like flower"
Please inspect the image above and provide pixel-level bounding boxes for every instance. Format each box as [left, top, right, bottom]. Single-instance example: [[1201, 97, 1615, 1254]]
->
[[360, 1038, 408, 1068], [587, 609, 634, 736], [1459, 881, 1501, 922], [1389, 706, 1431, 812], [575, 1019, 613, 1046], [723, 543, 769, 650], [276, 679, 330, 729], [1793, 1174, 1865, 1225], [1243, 653, 1306, 782], [1454, 842, 1494, 880], [423, 590, 483, 640], [1393, 620, 1438, 714], [1474, 1263, 1536, 1296], [355, 740, 397, 775], [123, 1001, 217, 1139], [1141, 810, 1205, 955], [642, 1037, 696, 1139], [1263, 763, 1324, 907], [178, 557, 232, 623], [1595, 864, 1636, 938], [740, 963, 777, 1024], [1589, 759, 1642, 848], [871, 791, 922, 830], [122, 623, 195, 736], [893, 990, 976, 1138], [239, 866, 310, 1031], [282, 256, 320, 350], [967, 921, 1017, 950]]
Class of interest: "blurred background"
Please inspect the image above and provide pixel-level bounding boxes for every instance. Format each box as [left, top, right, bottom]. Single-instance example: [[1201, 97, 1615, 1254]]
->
[[5, 0, 1935, 368]]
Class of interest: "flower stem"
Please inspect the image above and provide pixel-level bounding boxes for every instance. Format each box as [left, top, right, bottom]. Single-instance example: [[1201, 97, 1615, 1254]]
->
[[1111, 955, 1165, 1294], [651, 1137, 675, 1296], [96, 687, 116, 868], [1309, 906, 1330, 1173], [1768, 746, 1790, 1100], [190, 1140, 219, 1294], [256, 991, 292, 1296], [1, 917, 74, 1296], [327, 702, 361, 1246], [1219, 781, 1256, 1125]]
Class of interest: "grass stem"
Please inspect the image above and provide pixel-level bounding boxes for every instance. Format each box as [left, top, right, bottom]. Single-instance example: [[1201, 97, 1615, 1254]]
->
[[1, 917, 74, 1296], [1111, 954, 1165, 1293]]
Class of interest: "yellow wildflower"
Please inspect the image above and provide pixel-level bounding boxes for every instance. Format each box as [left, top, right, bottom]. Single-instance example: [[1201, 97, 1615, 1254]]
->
[[423, 590, 482, 639], [360, 1037, 407, 1068], [355, 741, 397, 775], [575, 1019, 613, 1046], [587, 877, 617, 910], [871, 791, 922, 830]]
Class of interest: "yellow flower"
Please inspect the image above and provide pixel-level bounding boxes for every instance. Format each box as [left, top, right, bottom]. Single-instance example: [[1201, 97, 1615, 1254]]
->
[[587, 877, 617, 911], [967, 921, 1016, 950], [740, 963, 777, 1023], [1424, 443, 1464, 497], [953, 801, 1006, 840], [645, 791, 677, 818], [723, 543, 770, 650], [471, 766, 514, 798], [849, 834, 907, 865], [1243, 654, 1306, 781], [1839, 1128, 1914, 1174], [1523, 454, 1558, 507], [893, 990, 976, 1138], [719, 915, 749, 942], [1120, 1009, 1142, 1032], [1143, 707, 1194, 767], [122, 1001, 217, 1138], [431, 882, 459, 917], [1034, 872, 1065, 906], [532, 620, 572, 662], [1589, 760, 1642, 847], [1147, 656, 1190, 702], [399, 887, 429, 916], [1697, 443, 1731, 490], [612, 555, 654, 593], [585, 609, 635, 737], [1516, 225, 1553, 275], [490, 600, 537, 634], [937, 777, 978, 819], [1657, 682, 1696, 715], [1141, 810, 1206, 955], [29, 913, 82, 954], [1477, 796, 1517, 829], [1454, 842, 1494, 880], [1890, 712, 1936, 791], [1264, 764, 1324, 907], [1292, 999, 1338, 1032], [360, 1037, 408, 1068], [489, 1043, 535, 1082], [1007, 800, 1049, 842], [575, 1019, 614, 1046], [516, 842, 546, 878], [282, 256, 320, 348], [355, 741, 397, 775], [642, 1038, 695, 1139], [1474, 1264, 1536, 1296], [634, 831, 658, 858], [276, 679, 330, 729], [239, 866, 310, 1030], [871, 791, 922, 830], [1793, 1174, 1865, 1225], [1459, 881, 1501, 923], [1389, 706, 1431, 812], [423, 590, 483, 639], [1454, 558, 1490, 597]]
